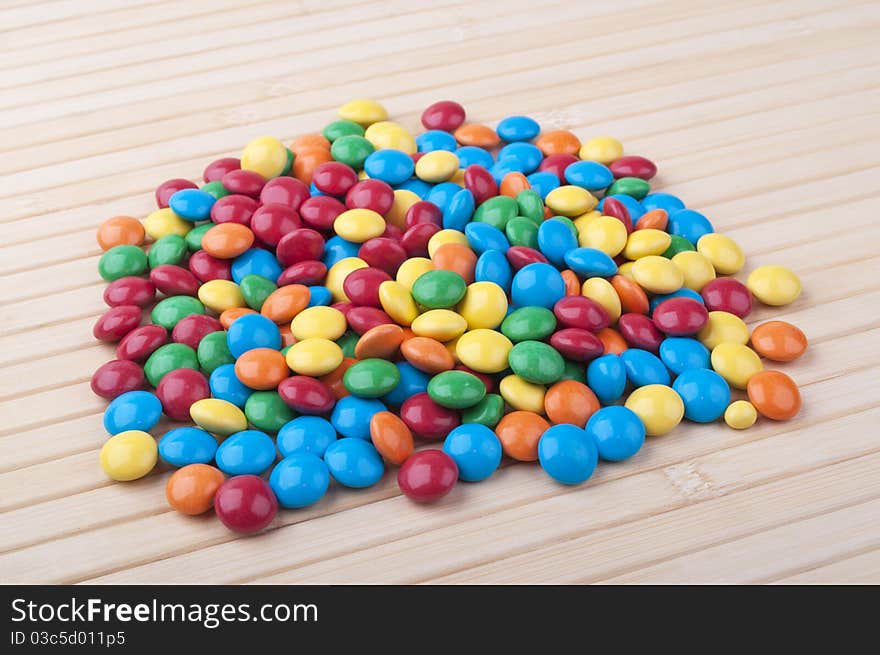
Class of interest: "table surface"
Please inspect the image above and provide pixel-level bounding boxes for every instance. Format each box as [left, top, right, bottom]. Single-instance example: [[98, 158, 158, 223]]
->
[[1, 0, 879, 585]]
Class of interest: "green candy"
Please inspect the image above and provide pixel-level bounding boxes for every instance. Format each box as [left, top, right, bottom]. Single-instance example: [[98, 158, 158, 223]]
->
[[98, 245, 148, 281], [343, 359, 400, 398], [330, 135, 374, 169], [280, 344, 293, 357], [559, 359, 587, 383], [323, 120, 365, 142], [144, 343, 199, 387], [662, 234, 695, 258], [515, 190, 545, 224], [197, 331, 234, 373], [473, 196, 518, 230], [553, 215, 579, 238], [508, 340, 565, 385], [461, 393, 505, 427], [185, 223, 213, 252], [500, 306, 557, 342], [505, 217, 539, 248], [336, 331, 358, 358], [148, 234, 187, 268], [151, 296, 205, 329], [427, 370, 486, 409], [411, 270, 466, 309], [606, 176, 650, 200], [200, 180, 229, 200], [240, 274, 277, 311], [279, 149, 294, 177], [245, 391, 293, 432]]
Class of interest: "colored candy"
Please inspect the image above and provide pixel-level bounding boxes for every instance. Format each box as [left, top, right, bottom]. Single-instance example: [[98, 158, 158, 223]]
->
[[538, 424, 598, 485], [398, 449, 458, 502]]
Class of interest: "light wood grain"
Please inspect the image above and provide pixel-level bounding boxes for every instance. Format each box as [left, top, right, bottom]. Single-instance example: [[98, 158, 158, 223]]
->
[[1, 0, 878, 584]]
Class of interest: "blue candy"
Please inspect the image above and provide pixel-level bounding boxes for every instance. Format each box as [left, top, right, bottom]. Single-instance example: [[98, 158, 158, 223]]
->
[[364, 149, 414, 185], [103, 390, 162, 435], [510, 262, 566, 309], [490, 157, 527, 184], [168, 188, 215, 222], [598, 193, 645, 220], [668, 209, 714, 244], [455, 146, 494, 169], [659, 337, 710, 375], [498, 142, 543, 173], [585, 406, 646, 462], [382, 362, 431, 406], [641, 192, 686, 214], [215, 430, 276, 476], [426, 181, 461, 213], [564, 247, 617, 277], [330, 396, 387, 440], [587, 354, 627, 404], [396, 177, 433, 198], [323, 235, 361, 268], [564, 160, 614, 191], [277, 416, 337, 458], [416, 129, 457, 152], [232, 248, 282, 284], [209, 363, 254, 408], [672, 368, 731, 423], [269, 454, 330, 508], [475, 249, 513, 291], [526, 171, 560, 199], [307, 285, 332, 307], [496, 115, 540, 142], [442, 424, 503, 482], [308, 182, 324, 197], [538, 424, 598, 485], [158, 427, 218, 467], [324, 438, 384, 488], [465, 222, 509, 254], [226, 313, 281, 358], [443, 188, 475, 231], [537, 218, 578, 268], [620, 349, 671, 387]]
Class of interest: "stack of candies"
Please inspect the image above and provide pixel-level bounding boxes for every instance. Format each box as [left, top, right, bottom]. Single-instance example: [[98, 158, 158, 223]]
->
[[92, 99, 808, 534]]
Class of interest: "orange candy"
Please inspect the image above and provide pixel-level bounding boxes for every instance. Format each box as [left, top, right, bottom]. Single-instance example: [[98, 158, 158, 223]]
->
[[279, 324, 296, 347], [534, 130, 581, 156], [97, 216, 145, 250], [400, 336, 455, 374], [597, 327, 628, 355], [634, 209, 668, 231], [220, 307, 257, 329], [747, 370, 801, 420], [432, 243, 477, 284], [234, 348, 289, 390], [453, 123, 500, 148], [611, 274, 650, 314], [290, 134, 331, 153], [261, 284, 310, 324], [369, 411, 415, 465], [561, 269, 581, 296], [499, 172, 530, 197], [750, 321, 808, 362], [293, 147, 333, 185], [544, 380, 600, 428], [320, 357, 357, 399], [201, 223, 255, 259], [165, 464, 226, 516], [355, 324, 406, 359], [495, 411, 550, 462]]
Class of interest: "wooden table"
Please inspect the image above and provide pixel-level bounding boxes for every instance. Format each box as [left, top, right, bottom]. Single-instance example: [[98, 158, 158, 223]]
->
[[1, 0, 878, 585]]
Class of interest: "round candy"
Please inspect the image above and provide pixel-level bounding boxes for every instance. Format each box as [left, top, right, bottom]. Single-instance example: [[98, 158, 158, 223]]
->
[[169, 188, 215, 221], [324, 438, 385, 488], [508, 340, 564, 385], [455, 328, 513, 374], [538, 424, 598, 485], [579, 136, 623, 164], [277, 416, 337, 458], [658, 337, 710, 374], [427, 370, 486, 409], [652, 297, 708, 336], [103, 277, 155, 308], [411, 270, 467, 308], [330, 395, 387, 440], [398, 449, 458, 502], [456, 281, 508, 329], [441, 424, 501, 482], [495, 411, 549, 461], [510, 263, 566, 309], [234, 348, 289, 390], [156, 368, 210, 421], [158, 427, 217, 467], [369, 411, 415, 465], [364, 149, 414, 185], [209, 363, 253, 408], [100, 430, 158, 481], [103, 390, 162, 435], [97, 216, 145, 250], [214, 475, 278, 534], [672, 368, 731, 423], [724, 400, 758, 430], [553, 296, 609, 331], [226, 313, 281, 357], [631, 255, 684, 294], [624, 385, 684, 436], [697, 233, 744, 274], [215, 429, 277, 476], [587, 354, 627, 403], [400, 392, 460, 440], [241, 135, 288, 179], [99, 245, 148, 281], [747, 370, 801, 420], [750, 320, 808, 362], [91, 360, 145, 399], [278, 376, 335, 415], [343, 359, 400, 398], [165, 464, 225, 515], [543, 380, 600, 428], [697, 311, 749, 350], [668, 209, 714, 244], [190, 398, 248, 436], [269, 454, 330, 508], [710, 343, 763, 389], [746, 265, 802, 306], [586, 405, 646, 460], [244, 391, 293, 432], [620, 348, 670, 387], [501, 306, 557, 342], [700, 278, 752, 318], [422, 100, 466, 131]]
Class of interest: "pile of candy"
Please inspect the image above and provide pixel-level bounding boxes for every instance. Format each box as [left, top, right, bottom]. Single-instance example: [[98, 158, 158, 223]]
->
[[92, 99, 807, 534]]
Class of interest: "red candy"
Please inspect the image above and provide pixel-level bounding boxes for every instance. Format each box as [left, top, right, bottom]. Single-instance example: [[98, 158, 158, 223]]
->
[[358, 238, 408, 276], [404, 200, 443, 228], [618, 313, 664, 352], [345, 179, 395, 215], [398, 449, 458, 502], [602, 197, 633, 233], [401, 223, 440, 258], [214, 475, 278, 534], [221, 169, 265, 197], [250, 203, 301, 246], [540, 154, 579, 181], [210, 195, 258, 225], [171, 314, 223, 349], [116, 325, 168, 362], [155, 178, 196, 208], [342, 267, 392, 308], [156, 368, 210, 421], [400, 392, 460, 440], [90, 360, 145, 399], [553, 296, 610, 331], [609, 155, 657, 180], [276, 228, 325, 267], [93, 305, 141, 342], [150, 264, 201, 296], [652, 298, 709, 336], [313, 162, 358, 196], [464, 165, 498, 205], [203, 157, 240, 183], [701, 278, 753, 318], [299, 195, 345, 231], [278, 376, 336, 414], [260, 177, 310, 210], [549, 328, 604, 361], [421, 100, 466, 131], [103, 276, 155, 307], [277, 260, 327, 286], [188, 250, 233, 282], [506, 246, 548, 270], [347, 306, 393, 334]]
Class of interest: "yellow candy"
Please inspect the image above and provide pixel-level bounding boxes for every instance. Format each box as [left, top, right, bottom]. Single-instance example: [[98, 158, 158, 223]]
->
[[364, 121, 417, 154], [358, 170, 369, 180], [198, 279, 245, 313], [623, 229, 671, 260], [697, 233, 745, 275], [240, 136, 288, 179], [618, 261, 635, 279], [710, 343, 763, 389], [415, 150, 459, 183], [631, 255, 684, 294], [581, 277, 621, 323], [499, 374, 545, 413], [99, 430, 157, 481], [449, 168, 466, 186], [385, 189, 420, 229], [143, 208, 191, 240], [338, 98, 388, 126], [325, 257, 368, 302], [572, 210, 600, 234], [428, 228, 469, 258], [671, 250, 716, 291], [190, 398, 247, 436], [396, 257, 434, 290], [444, 335, 462, 363], [333, 208, 386, 243], [724, 400, 758, 430], [378, 280, 419, 325], [579, 136, 623, 164], [456, 329, 513, 374], [290, 306, 347, 341], [411, 309, 468, 341], [456, 281, 508, 329], [285, 338, 343, 376], [697, 311, 750, 349], [624, 385, 684, 436], [578, 215, 628, 256], [746, 265, 801, 306], [544, 185, 597, 217]]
